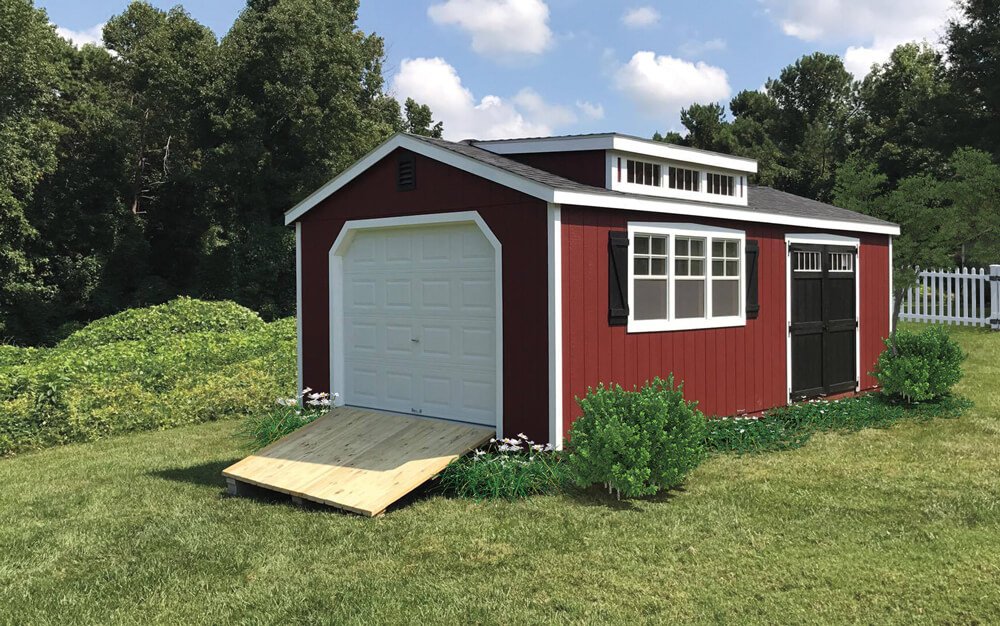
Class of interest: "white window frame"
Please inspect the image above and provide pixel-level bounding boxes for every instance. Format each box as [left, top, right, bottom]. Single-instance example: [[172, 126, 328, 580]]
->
[[627, 222, 747, 333]]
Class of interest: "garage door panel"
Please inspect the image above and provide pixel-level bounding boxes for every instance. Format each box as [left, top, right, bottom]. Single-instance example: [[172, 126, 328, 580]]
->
[[341, 223, 497, 427]]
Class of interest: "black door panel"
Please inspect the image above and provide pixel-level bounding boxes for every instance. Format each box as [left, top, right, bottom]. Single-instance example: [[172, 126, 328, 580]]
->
[[790, 244, 857, 399]]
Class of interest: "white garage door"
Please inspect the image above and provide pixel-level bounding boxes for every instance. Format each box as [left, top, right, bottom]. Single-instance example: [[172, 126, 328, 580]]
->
[[342, 222, 497, 426]]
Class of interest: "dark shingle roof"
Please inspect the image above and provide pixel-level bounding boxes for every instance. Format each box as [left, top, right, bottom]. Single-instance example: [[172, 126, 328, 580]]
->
[[408, 135, 896, 230]]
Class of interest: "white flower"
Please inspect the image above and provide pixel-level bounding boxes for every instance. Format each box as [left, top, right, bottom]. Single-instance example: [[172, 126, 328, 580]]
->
[[474, 449, 486, 456], [544, 443, 554, 451], [489, 437, 497, 443], [517, 433, 528, 440], [531, 444, 544, 452]]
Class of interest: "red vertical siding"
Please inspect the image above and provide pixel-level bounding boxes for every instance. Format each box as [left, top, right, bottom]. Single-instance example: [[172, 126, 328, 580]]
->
[[859, 234, 891, 390], [297, 148, 549, 442], [504, 150, 607, 187], [560, 204, 891, 437]]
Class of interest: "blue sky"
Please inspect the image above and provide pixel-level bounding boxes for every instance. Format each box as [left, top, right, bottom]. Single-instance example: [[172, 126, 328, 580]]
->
[[38, 0, 954, 140]]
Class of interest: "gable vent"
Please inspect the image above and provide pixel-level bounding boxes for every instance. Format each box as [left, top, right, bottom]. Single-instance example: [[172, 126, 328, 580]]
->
[[397, 153, 416, 191]]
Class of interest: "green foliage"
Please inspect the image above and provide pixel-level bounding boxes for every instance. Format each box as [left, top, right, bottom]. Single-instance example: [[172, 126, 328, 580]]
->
[[1, 0, 442, 346], [874, 326, 966, 403], [438, 435, 566, 500], [0, 298, 295, 456], [566, 376, 707, 499], [706, 393, 971, 455], [237, 400, 327, 450]]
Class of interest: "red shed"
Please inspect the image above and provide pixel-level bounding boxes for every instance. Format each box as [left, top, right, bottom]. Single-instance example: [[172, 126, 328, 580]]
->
[[286, 133, 899, 447]]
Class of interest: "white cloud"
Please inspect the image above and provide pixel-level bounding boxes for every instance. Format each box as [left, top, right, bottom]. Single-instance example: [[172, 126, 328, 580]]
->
[[391, 57, 578, 140], [53, 22, 104, 48], [576, 100, 605, 120], [678, 38, 727, 57], [428, 0, 553, 57], [622, 6, 660, 28], [760, 0, 953, 77], [613, 51, 731, 118]]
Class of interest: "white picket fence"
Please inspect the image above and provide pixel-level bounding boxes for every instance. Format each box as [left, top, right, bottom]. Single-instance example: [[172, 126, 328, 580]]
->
[[900, 265, 1000, 329]]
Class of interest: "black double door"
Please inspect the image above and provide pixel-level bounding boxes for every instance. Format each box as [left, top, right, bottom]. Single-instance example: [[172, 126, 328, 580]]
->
[[789, 244, 857, 400]]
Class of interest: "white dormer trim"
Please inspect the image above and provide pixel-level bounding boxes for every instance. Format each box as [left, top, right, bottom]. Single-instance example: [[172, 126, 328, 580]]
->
[[284, 133, 899, 236], [606, 151, 749, 206], [474, 134, 758, 174]]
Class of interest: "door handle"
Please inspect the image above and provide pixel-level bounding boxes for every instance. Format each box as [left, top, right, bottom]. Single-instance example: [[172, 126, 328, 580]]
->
[[411, 338, 420, 343]]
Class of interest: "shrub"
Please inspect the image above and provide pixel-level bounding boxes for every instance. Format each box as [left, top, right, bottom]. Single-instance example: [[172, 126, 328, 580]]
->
[[566, 376, 707, 499], [873, 326, 965, 403], [438, 434, 565, 500], [58, 297, 265, 350], [0, 298, 296, 456]]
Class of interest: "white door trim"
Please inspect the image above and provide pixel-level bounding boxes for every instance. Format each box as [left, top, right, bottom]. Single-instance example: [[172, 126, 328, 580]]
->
[[296, 222, 304, 398], [328, 211, 503, 436], [785, 234, 861, 401]]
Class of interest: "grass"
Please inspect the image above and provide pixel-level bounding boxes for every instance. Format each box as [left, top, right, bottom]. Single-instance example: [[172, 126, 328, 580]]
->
[[1, 323, 998, 624]]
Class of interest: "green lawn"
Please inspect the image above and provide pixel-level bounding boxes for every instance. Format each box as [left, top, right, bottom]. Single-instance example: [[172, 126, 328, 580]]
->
[[2, 325, 999, 624]]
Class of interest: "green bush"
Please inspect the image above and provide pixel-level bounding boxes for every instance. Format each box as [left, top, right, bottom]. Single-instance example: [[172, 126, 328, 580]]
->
[[438, 434, 566, 500], [873, 326, 966, 403], [0, 299, 295, 456], [566, 376, 707, 499]]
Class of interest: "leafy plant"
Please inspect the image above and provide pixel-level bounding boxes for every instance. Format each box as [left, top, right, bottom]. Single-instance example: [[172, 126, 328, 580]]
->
[[873, 326, 965, 403], [566, 376, 707, 499], [0, 299, 296, 457], [237, 389, 334, 450], [438, 434, 565, 500], [705, 393, 971, 455]]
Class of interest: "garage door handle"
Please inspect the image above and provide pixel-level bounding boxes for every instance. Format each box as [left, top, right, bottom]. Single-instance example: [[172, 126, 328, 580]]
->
[[411, 338, 420, 343]]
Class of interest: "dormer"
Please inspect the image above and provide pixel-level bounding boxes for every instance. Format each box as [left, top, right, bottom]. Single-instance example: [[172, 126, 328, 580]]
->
[[473, 133, 758, 207]]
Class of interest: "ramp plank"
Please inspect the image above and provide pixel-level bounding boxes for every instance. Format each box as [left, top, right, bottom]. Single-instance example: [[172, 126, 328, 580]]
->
[[223, 408, 493, 516]]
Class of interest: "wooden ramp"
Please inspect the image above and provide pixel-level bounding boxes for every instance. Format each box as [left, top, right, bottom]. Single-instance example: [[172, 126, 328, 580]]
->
[[222, 407, 493, 516]]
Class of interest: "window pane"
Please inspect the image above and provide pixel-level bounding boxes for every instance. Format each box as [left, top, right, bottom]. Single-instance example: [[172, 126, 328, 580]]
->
[[690, 238, 705, 257], [651, 258, 666, 275], [675, 259, 689, 276], [690, 259, 705, 276], [675, 280, 706, 318], [726, 241, 738, 257], [712, 241, 724, 257], [652, 164, 661, 186], [726, 260, 738, 276], [634, 279, 668, 320], [713, 280, 739, 317], [675, 238, 689, 256], [635, 235, 649, 254], [634, 258, 649, 275], [627, 160, 634, 183], [668, 167, 676, 188], [712, 259, 725, 276], [651, 236, 666, 255]]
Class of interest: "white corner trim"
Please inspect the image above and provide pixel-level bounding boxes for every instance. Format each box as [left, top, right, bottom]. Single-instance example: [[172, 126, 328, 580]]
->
[[888, 236, 894, 332], [327, 211, 504, 437], [285, 133, 900, 237], [296, 221, 303, 398], [547, 203, 564, 449], [784, 234, 862, 400], [625, 222, 747, 334]]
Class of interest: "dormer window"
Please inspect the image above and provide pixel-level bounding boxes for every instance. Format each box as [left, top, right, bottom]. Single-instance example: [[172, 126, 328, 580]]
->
[[668, 166, 700, 192], [707, 172, 735, 196], [626, 159, 661, 187]]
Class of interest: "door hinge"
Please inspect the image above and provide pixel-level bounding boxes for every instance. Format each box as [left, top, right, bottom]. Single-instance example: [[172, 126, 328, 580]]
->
[[990, 275, 1000, 282], [411, 408, 423, 415]]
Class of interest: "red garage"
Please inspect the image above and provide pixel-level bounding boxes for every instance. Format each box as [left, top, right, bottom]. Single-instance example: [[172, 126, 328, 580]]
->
[[286, 132, 899, 447]]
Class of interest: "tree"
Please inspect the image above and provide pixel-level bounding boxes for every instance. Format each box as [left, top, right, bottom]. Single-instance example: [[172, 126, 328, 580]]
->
[[0, 0, 69, 340], [403, 97, 443, 138], [947, 0, 1000, 154], [854, 43, 953, 183]]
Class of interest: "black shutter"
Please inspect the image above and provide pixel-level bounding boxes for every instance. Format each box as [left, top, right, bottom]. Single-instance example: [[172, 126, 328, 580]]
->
[[746, 239, 760, 319], [608, 231, 629, 326], [397, 152, 416, 191]]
